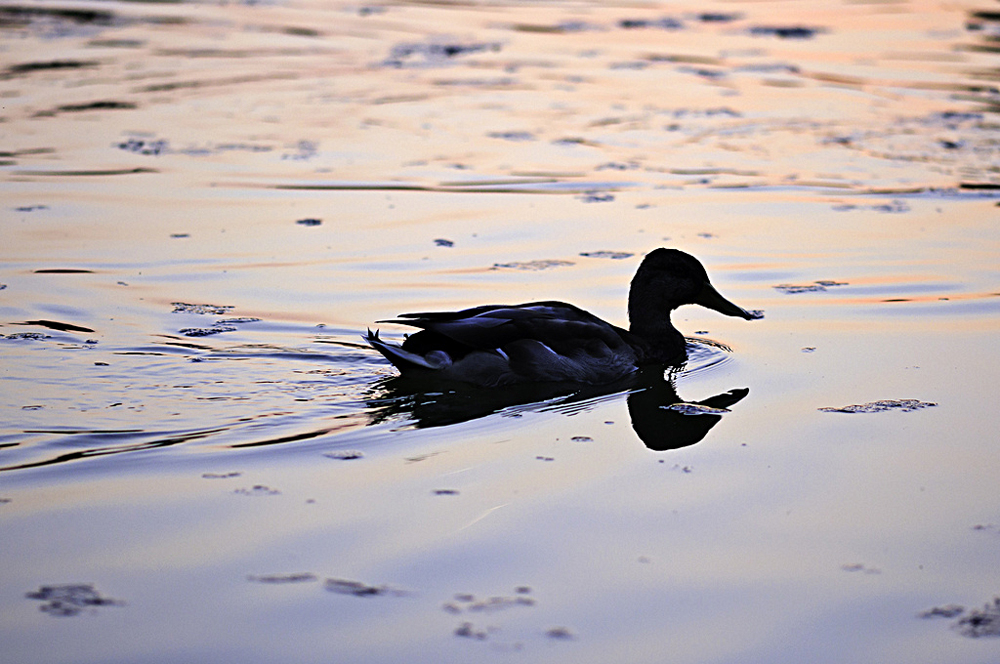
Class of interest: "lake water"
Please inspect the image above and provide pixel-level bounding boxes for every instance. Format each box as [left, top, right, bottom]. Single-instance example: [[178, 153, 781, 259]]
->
[[2, 1, 999, 662]]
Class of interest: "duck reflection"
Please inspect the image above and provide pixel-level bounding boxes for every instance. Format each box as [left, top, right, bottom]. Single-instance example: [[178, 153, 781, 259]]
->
[[626, 372, 748, 451], [365, 365, 748, 452]]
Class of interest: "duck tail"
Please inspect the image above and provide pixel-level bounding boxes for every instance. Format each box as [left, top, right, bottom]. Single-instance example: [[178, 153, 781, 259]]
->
[[364, 328, 441, 371]]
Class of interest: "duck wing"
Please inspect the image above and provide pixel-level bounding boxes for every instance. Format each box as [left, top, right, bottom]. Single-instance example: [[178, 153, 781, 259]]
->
[[382, 301, 631, 353]]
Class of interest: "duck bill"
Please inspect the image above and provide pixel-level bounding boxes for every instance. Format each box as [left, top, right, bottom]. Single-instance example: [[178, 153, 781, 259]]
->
[[694, 282, 758, 320]]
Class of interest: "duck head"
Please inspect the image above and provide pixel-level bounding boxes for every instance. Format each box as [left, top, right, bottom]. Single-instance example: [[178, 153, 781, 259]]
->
[[628, 248, 760, 355]]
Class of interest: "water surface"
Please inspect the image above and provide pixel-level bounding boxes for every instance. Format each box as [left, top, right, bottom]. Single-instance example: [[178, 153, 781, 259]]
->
[[2, 1, 999, 662]]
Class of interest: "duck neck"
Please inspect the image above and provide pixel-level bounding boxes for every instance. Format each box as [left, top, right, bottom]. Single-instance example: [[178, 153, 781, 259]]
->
[[628, 303, 685, 363]]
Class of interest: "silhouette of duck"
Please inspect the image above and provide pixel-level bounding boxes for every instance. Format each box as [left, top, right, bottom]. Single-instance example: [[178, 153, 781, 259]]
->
[[366, 248, 762, 386]]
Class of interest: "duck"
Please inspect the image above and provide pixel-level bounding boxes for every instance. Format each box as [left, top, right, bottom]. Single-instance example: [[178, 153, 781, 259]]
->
[[365, 248, 762, 387]]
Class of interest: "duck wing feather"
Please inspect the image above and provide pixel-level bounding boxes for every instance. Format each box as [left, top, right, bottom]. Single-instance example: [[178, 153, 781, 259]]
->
[[381, 301, 632, 353]]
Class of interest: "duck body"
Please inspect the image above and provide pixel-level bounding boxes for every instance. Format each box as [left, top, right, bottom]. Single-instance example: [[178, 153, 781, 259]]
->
[[367, 301, 647, 387], [366, 248, 761, 387]]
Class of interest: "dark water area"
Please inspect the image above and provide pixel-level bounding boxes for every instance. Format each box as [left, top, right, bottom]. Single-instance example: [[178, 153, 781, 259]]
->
[[2, 0, 999, 662]]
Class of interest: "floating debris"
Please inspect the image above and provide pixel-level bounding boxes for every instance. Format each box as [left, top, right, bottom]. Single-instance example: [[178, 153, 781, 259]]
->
[[930, 111, 983, 126], [819, 399, 937, 413], [512, 20, 600, 34], [775, 283, 823, 294], [919, 604, 965, 619], [234, 485, 281, 496], [217, 317, 261, 325], [748, 25, 824, 39], [954, 597, 1000, 637], [782, 284, 828, 293], [832, 200, 910, 214], [447, 590, 536, 614], [577, 192, 615, 203], [454, 622, 489, 639], [870, 200, 911, 213], [324, 578, 405, 597], [469, 596, 535, 612], [26, 584, 123, 617], [326, 579, 384, 596], [383, 41, 502, 67], [118, 137, 168, 155], [596, 161, 639, 171], [434, 238, 454, 247], [774, 281, 847, 294], [118, 136, 278, 157], [491, 259, 574, 271], [179, 326, 236, 337], [546, 626, 575, 640], [487, 131, 536, 142], [247, 573, 317, 584], [323, 450, 364, 460], [618, 17, 683, 30], [664, 403, 731, 416], [580, 250, 634, 259], [697, 12, 743, 23], [172, 302, 234, 316], [3, 332, 50, 341], [282, 140, 317, 161]]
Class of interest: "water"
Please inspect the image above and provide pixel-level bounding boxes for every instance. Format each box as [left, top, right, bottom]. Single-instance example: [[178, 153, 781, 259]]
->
[[2, 1, 999, 662]]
